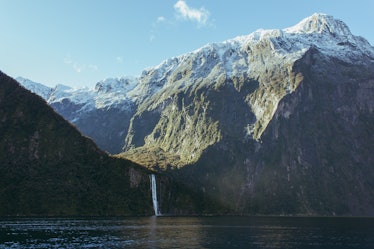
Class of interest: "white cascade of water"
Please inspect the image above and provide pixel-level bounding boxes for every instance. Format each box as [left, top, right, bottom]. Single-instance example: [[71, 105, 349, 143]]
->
[[150, 174, 161, 216]]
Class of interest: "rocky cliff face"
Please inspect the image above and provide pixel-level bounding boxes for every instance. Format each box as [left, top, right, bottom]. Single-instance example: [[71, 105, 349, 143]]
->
[[177, 47, 374, 215], [256, 47, 374, 215], [120, 14, 374, 215]]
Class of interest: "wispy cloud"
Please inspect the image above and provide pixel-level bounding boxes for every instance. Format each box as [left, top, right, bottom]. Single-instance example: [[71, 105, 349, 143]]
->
[[157, 16, 166, 23], [116, 56, 124, 64], [88, 64, 98, 71], [63, 56, 73, 65], [150, 16, 169, 42], [149, 34, 156, 42], [64, 55, 98, 73], [173, 0, 210, 26]]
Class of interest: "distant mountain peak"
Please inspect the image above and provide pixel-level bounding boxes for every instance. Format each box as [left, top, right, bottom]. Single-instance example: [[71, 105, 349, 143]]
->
[[15, 77, 52, 100], [94, 76, 137, 94]]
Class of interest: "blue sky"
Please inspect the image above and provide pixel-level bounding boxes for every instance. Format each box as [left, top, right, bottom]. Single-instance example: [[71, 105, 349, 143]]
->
[[1, 0, 373, 88]]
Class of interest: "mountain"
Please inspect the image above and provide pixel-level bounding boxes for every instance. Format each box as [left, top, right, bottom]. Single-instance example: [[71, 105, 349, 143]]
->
[[119, 13, 374, 215], [17, 13, 374, 216], [1, 72, 216, 216], [16, 77, 53, 100], [0, 71, 155, 216], [17, 77, 137, 153]]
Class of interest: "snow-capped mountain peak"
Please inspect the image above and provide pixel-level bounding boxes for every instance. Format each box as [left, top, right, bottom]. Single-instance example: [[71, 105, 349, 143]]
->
[[128, 13, 373, 105], [280, 13, 373, 62], [155, 13, 373, 79], [284, 13, 351, 36]]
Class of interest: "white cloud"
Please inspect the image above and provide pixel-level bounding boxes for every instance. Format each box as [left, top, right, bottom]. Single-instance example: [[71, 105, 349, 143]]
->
[[150, 2, 211, 42], [173, 0, 210, 26]]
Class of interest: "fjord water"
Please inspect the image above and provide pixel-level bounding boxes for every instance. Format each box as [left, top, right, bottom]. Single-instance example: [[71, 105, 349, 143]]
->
[[0, 216, 373, 248]]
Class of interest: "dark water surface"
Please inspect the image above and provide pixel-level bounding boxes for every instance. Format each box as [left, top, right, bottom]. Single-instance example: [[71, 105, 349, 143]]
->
[[0, 216, 373, 248]]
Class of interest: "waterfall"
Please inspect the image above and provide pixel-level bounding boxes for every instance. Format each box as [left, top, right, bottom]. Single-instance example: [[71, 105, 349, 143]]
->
[[150, 174, 161, 216]]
